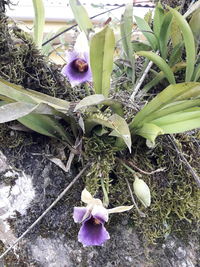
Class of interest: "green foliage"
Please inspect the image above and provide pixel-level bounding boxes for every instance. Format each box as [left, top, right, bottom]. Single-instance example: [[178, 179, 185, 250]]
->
[[69, 0, 93, 36], [130, 82, 200, 145], [169, 8, 196, 82], [136, 51, 176, 84], [0, 79, 73, 144], [120, 4, 135, 83], [134, 3, 199, 91], [90, 26, 115, 97], [134, 15, 158, 51], [32, 0, 45, 48]]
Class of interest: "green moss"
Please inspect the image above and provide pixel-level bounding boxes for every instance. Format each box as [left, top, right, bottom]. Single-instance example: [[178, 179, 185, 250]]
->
[[88, 133, 200, 244], [0, 123, 25, 149], [83, 135, 116, 197]]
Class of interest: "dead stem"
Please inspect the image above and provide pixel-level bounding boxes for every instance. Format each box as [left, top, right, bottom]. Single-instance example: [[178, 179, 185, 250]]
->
[[127, 160, 166, 175], [0, 163, 90, 260]]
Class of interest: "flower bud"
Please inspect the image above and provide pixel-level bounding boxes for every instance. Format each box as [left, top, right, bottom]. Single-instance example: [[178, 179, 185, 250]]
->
[[133, 177, 151, 208]]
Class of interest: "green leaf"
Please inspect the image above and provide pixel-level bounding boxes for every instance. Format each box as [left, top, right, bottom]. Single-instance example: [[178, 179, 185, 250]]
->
[[0, 78, 70, 113], [32, 0, 45, 48], [18, 113, 72, 142], [157, 116, 200, 134], [170, 16, 183, 47], [136, 51, 176, 84], [150, 108, 200, 126], [132, 41, 152, 52], [85, 113, 132, 152], [130, 82, 200, 130], [131, 82, 200, 144], [74, 94, 106, 111], [145, 99, 200, 122], [120, 4, 135, 83], [74, 94, 124, 116], [193, 63, 200, 82], [69, 0, 93, 35], [159, 12, 173, 59], [109, 114, 132, 153], [134, 123, 164, 144], [0, 102, 39, 123], [134, 15, 158, 50], [168, 42, 183, 67], [140, 62, 186, 95], [153, 2, 165, 38], [90, 26, 115, 97], [169, 8, 196, 82], [189, 9, 200, 48]]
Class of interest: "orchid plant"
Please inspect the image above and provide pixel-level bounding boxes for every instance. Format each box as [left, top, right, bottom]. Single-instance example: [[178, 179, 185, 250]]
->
[[0, 0, 200, 247]]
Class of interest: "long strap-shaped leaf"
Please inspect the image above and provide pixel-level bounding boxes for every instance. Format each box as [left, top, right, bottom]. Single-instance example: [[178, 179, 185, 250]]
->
[[120, 4, 135, 83], [169, 8, 196, 82], [69, 0, 93, 35], [130, 82, 200, 129], [90, 26, 115, 97], [134, 15, 158, 51], [136, 51, 176, 84], [0, 101, 73, 144], [32, 0, 45, 48], [0, 79, 70, 112]]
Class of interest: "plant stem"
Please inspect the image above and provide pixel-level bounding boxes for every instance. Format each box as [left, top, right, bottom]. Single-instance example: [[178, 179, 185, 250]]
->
[[101, 177, 109, 207]]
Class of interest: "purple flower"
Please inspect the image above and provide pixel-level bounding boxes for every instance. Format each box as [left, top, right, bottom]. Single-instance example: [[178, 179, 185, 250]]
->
[[73, 189, 133, 247], [61, 33, 92, 86]]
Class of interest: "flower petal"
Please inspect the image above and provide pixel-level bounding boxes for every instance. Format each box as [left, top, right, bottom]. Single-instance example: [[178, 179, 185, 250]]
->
[[91, 205, 109, 223], [78, 217, 110, 246], [73, 207, 88, 223], [107, 205, 133, 214], [65, 51, 79, 63], [81, 188, 94, 204], [74, 32, 89, 54]]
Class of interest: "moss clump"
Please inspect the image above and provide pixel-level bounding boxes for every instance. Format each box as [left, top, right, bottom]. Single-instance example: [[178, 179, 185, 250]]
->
[[0, 123, 25, 149], [108, 134, 200, 243], [83, 135, 116, 197], [0, 13, 73, 100]]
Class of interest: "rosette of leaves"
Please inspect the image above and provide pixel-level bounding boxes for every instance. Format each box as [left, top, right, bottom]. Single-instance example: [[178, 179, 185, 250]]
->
[[133, 2, 200, 95]]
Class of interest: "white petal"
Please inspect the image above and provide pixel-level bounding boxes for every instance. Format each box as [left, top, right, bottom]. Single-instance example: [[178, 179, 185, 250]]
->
[[107, 205, 133, 214], [91, 205, 109, 222], [74, 32, 89, 54], [81, 188, 94, 204]]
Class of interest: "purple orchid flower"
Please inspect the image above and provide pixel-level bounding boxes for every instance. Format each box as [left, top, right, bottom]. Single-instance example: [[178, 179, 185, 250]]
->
[[73, 189, 133, 247], [61, 32, 92, 87]]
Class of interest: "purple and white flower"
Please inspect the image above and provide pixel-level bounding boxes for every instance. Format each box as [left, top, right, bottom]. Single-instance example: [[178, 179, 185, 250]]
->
[[73, 189, 133, 246], [61, 32, 92, 86]]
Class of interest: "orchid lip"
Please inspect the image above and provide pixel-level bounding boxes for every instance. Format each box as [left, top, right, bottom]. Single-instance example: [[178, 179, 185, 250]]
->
[[61, 51, 92, 86]]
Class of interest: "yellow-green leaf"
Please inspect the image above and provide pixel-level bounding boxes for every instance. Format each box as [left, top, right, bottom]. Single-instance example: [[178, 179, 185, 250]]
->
[[69, 0, 93, 35], [32, 0, 45, 48], [90, 26, 115, 97], [0, 78, 70, 113], [120, 4, 135, 83], [169, 8, 196, 82], [136, 51, 176, 84]]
